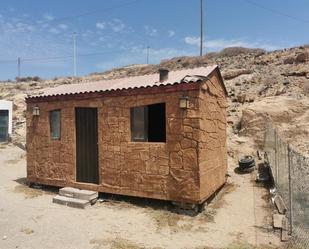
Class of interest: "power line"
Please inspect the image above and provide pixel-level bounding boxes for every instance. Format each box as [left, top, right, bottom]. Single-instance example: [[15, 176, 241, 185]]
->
[[243, 0, 309, 23], [0, 59, 17, 64], [0, 49, 136, 64], [22, 55, 72, 62]]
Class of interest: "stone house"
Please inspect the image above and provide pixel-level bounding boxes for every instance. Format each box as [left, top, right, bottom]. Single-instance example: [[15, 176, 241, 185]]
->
[[26, 65, 227, 205]]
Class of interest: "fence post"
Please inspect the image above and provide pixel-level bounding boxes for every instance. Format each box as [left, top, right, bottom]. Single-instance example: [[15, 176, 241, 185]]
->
[[275, 129, 279, 183], [288, 144, 293, 235]]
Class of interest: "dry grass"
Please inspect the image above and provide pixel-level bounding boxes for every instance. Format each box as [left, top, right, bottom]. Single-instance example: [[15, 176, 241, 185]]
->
[[90, 237, 146, 249], [150, 209, 183, 231], [195, 241, 279, 249], [200, 208, 216, 223], [4, 159, 21, 164], [20, 227, 34, 235], [13, 184, 45, 199]]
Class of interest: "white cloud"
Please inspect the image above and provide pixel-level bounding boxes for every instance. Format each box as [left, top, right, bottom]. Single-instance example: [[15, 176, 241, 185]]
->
[[184, 36, 280, 51], [48, 28, 60, 34], [96, 22, 106, 30], [168, 30, 175, 37], [15, 22, 35, 32], [184, 36, 200, 46], [109, 19, 126, 33], [58, 24, 68, 30], [43, 13, 54, 21], [96, 46, 193, 70], [144, 25, 158, 37]]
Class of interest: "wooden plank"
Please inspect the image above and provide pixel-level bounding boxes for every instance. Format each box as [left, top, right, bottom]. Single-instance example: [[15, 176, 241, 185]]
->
[[274, 194, 287, 214], [281, 216, 289, 241]]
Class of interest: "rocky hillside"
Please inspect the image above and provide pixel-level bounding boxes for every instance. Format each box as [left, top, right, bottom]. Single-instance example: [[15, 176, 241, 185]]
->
[[0, 46, 308, 157]]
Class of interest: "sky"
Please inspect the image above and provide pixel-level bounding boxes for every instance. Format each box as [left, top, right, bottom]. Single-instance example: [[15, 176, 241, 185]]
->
[[0, 0, 308, 80]]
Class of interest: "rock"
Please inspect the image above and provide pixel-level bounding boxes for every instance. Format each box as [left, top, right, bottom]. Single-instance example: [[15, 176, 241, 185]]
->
[[283, 57, 294, 64], [227, 119, 234, 125], [295, 52, 307, 63], [236, 94, 246, 104], [282, 71, 307, 77], [222, 69, 253, 80], [275, 87, 286, 96]]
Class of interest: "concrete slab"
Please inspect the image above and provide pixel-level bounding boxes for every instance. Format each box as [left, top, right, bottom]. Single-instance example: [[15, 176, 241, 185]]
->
[[53, 195, 90, 209], [59, 187, 98, 201], [273, 213, 285, 228]]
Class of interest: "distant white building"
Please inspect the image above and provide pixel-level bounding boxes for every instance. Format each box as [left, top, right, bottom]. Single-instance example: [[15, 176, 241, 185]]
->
[[0, 100, 13, 142]]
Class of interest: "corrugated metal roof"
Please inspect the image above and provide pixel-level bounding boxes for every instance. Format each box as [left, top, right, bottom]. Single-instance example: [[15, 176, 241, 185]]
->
[[28, 65, 219, 99]]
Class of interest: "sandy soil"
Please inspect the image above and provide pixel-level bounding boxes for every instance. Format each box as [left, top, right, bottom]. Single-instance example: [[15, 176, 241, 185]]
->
[[0, 144, 281, 249]]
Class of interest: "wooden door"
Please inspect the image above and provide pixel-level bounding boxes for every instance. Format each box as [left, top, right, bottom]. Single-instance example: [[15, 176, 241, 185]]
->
[[75, 108, 99, 184]]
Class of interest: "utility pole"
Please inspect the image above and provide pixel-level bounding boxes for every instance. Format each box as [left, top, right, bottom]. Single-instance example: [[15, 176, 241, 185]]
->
[[73, 32, 77, 77], [200, 0, 204, 56], [146, 46, 150, 64], [17, 57, 21, 79]]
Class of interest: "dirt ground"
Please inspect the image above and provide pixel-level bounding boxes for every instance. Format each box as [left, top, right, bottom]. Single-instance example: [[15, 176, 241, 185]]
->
[[0, 144, 281, 249]]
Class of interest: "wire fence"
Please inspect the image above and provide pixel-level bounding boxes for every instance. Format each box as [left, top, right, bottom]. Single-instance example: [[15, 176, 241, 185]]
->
[[264, 123, 309, 248]]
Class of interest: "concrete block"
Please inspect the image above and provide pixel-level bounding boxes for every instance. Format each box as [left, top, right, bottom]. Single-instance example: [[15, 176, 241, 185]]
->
[[53, 195, 90, 209], [59, 187, 98, 201], [273, 213, 285, 228]]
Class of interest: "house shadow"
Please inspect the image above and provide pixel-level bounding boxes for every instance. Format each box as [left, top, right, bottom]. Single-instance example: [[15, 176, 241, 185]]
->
[[14, 177, 59, 194], [97, 192, 200, 217], [12, 178, 218, 216]]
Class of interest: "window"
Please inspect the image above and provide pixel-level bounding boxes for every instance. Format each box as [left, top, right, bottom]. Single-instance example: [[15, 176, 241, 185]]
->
[[50, 110, 61, 140], [131, 103, 166, 142]]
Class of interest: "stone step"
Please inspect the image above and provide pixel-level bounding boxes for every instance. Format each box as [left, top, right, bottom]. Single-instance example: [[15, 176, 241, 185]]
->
[[53, 195, 90, 209], [59, 187, 98, 201]]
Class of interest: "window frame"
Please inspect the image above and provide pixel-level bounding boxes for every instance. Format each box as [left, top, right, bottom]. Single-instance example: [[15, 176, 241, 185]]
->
[[49, 109, 61, 140], [130, 106, 148, 142], [130, 103, 166, 143]]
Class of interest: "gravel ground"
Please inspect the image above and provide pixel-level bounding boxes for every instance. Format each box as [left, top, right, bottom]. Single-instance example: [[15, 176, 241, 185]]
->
[[0, 144, 281, 249]]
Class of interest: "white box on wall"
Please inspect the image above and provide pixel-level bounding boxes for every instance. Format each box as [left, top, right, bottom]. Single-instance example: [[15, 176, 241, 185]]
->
[[0, 100, 13, 136]]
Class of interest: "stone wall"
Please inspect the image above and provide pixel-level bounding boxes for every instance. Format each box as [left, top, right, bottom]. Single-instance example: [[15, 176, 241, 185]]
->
[[198, 71, 228, 201], [27, 78, 227, 204]]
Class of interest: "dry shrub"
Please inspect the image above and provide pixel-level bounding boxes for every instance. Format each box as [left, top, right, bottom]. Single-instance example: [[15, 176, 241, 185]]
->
[[218, 47, 266, 57], [90, 238, 145, 249], [20, 227, 34, 235]]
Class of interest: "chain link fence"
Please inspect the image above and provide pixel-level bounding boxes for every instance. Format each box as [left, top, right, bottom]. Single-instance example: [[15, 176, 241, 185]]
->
[[264, 123, 309, 248]]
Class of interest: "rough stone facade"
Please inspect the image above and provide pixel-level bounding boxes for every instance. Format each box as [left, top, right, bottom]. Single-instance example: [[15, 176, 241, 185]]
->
[[26, 72, 227, 204]]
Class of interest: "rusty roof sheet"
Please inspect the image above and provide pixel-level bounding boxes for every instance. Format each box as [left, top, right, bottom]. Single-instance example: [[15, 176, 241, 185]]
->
[[28, 65, 219, 99]]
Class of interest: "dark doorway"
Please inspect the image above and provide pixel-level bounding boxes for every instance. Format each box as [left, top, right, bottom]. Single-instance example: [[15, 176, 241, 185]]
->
[[75, 108, 99, 184], [0, 110, 9, 142], [148, 103, 166, 142]]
